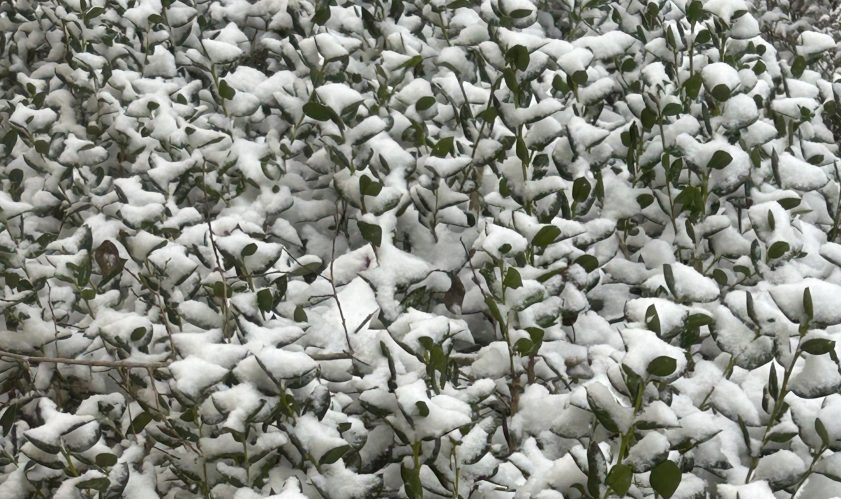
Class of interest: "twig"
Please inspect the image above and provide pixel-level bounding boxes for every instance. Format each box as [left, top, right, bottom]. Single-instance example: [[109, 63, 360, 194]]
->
[[0, 350, 166, 369]]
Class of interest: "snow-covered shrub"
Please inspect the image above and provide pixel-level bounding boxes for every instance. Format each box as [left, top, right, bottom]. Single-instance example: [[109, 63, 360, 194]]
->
[[1, 0, 841, 497]]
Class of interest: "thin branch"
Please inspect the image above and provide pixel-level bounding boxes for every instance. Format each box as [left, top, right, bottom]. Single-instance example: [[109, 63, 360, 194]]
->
[[0, 350, 166, 369]]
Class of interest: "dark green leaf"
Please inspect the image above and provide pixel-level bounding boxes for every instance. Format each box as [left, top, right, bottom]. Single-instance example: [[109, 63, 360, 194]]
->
[[767, 241, 789, 260], [359, 175, 383, 197], [294, 305, 308, 322], [803, 287, 813, 321], [303, 101, 333, 121], [3, 128, 18, 154], [131, 327, 147, 341], [572, 177, 591, 202], [572, 70, 588, 85], [416, 96, 436, 111], [218, 79, 236, 100], [506, 45, 530, 71], [641, 107, 657, 129], [130, 412, 153, 434], [606, 463, 633, 495], [663, 264, 677, 298], [431, 136, 454, 158], [503, 267, 522, 289], [319, 445, 350, 465], [532, 225, 561, 247], [711, 84, 731, 101], [415, 401, 429, 417], [791, 55, 806, 78], [76, 477, 110, 491], [95, 453, 118, 467], [662, 103, 683, 116], [358, 221, 382, 246], [801, 338, 835, 356], [509, 8, 533, 18], [647, 356, 677, 377], [707, 150, 733, 170], [241, 243, 258, 257], [650, 460, 681, 499], [816, 418, 830, 447], [257, 288, 273, 313], [574, 254, 599, 273]]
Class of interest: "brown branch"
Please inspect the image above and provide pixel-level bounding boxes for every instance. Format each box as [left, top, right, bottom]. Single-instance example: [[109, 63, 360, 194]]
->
[[0, 350, 357, 369], [0, 350, 166, 369]]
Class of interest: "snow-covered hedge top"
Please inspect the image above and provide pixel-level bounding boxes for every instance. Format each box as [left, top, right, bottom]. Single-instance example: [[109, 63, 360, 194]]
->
[[1, 0, 841, 498]]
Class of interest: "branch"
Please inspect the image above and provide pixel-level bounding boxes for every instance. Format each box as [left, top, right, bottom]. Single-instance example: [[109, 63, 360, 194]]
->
[[0, 350, 166, 369], [0, 350, 358, 369]]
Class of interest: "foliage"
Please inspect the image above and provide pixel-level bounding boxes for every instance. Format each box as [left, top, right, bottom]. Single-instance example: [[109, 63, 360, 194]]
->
[[1, 0, 841, 497]]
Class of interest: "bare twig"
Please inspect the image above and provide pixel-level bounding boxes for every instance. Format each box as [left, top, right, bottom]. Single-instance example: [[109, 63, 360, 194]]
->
[[0, 350, 166, 369]]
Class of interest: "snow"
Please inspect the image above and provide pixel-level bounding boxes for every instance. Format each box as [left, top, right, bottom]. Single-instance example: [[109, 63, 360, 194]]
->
[[798, 31, 836, 56], [168, 355, 228, 398], [202, 38, 243, 64], [702, 62, 741, 91], [770, 278, 841, 324]]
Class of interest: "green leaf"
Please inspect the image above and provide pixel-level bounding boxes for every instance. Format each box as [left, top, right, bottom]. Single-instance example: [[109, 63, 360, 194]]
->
[[85, 6, 106, 21], [130, 412, 153, 434], [401, 463, 423, 499], [662, 103, 683, 116], [707, 150, 733, 170], [359, 175, 382, 197], [95, 453, 118, 467], [646, 304, 661, 335], [294, 305, 308, 322], [319, 445, 350, 465], [803, 287, 813, 321], [686, 0, 703, 22], [358, 221, 382, 246], [606, 463, 633, 495], [801, 338, 835, 355], [767, 430, 798, 443], [415, 401, 430, 417], [218, 79, 236, 100], [34, 139, 49, 155], [663, 264, 677, 298], [514, 338, 534, 356], [313, 4, 331, 24], [572, 70, 588, 85], [710, 84, 732, 102], [572, 177, 591, 202], [0, 404, 17, 436], [767, 241, 789, 260], [303, 101, 333, 121], [3, 128, 18, 154], [650, 460, 682, 499], [532, 225, 561, 247], [431, 136, 454, 158], [509, 8, 533, 18], [574, 254, 599, 273], [76, 477, 110, 491], [791, 55, 806, 78], [641, 107, 657, 129], [416, 96, 436, 111], [484, 296, 506, 327], [684, 73, 703, 100], [241, 243, 258, 257], [816, 418, 830, 447], [505, 45, 530, 71], [503, 267, 522, 289], [397, 55, 423, 70], [130, 327, 147, 342], [257, 288, 273, 313], [647, 356, 677, 377]]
